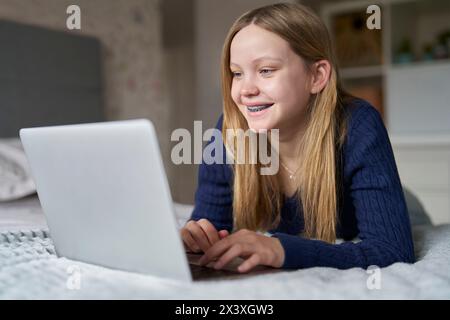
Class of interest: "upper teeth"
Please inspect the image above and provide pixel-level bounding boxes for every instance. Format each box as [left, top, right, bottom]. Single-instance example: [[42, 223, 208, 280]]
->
[[247, 105, 272, 111]]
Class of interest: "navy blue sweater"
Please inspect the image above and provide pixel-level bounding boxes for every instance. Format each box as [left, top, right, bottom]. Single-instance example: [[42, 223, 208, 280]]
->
[[190, 99, 415, 269]]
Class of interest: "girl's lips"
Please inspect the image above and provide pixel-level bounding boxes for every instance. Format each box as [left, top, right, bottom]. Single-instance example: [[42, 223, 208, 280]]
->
[[244, 104, 274, 118]]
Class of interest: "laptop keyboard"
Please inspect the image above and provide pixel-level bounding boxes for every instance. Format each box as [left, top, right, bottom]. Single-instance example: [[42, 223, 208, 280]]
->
[[186, 252, 282, 280], [189, 263, 240, 280]]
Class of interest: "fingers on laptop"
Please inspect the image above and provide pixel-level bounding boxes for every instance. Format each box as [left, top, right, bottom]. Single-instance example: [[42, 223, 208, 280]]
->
[[182, 219, 221, 253], [197, 219, 220, 245], [181, 227, 201, 253], [187, 219, 216, 252], [182, 221, 209, 252]]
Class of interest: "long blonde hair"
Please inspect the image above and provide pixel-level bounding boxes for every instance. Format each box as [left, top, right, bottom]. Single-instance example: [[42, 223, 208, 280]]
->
[[221, 3, 351, 243]]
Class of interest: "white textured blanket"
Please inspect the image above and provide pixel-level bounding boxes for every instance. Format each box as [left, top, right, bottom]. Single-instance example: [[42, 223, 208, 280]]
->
[[1, 224, 449, 299]]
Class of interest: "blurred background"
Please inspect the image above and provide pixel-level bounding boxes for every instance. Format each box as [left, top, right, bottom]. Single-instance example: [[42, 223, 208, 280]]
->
[[0, 0, 449, 224]]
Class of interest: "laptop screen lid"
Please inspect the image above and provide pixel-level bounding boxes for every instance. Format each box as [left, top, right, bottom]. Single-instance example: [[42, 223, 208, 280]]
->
[[20, 119, 192, 282]]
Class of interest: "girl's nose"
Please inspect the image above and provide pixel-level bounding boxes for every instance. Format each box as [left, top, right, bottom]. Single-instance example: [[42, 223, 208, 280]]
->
[[240, 80, 259, 97]]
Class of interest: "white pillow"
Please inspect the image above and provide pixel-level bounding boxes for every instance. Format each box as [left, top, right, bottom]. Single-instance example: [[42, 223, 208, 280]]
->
[[0, 138, 36, 201]]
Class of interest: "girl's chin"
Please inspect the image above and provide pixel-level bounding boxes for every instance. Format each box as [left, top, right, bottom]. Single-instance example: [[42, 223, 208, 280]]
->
[[246, 119, 276, 132]]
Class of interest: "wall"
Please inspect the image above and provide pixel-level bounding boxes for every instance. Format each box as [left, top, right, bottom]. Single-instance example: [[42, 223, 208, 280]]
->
[[161, 0, 197, 204], [0, 0, 178, 199]]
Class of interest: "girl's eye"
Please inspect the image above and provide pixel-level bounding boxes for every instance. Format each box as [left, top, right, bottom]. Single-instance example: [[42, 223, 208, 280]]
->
[[260, 69, 273, 76], [231, 71, 242, 78]]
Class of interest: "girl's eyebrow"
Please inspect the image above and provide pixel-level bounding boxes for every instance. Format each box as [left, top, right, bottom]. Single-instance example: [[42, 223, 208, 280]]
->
[[230, 56, 283, 67]]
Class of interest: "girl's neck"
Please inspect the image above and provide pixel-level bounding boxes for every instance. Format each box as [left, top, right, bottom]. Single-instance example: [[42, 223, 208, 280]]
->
[[277, 128, 305, 198], [278, 124, 306, 167]]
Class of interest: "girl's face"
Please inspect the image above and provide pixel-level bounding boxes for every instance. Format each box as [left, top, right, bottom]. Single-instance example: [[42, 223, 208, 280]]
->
[[230, 24, 313, 135]]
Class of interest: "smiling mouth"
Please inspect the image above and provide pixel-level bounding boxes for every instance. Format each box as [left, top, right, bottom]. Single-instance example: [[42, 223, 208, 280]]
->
[[246, 104, 274, 112]]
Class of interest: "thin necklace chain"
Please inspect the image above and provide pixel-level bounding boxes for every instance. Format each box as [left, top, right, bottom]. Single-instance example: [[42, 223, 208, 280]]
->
[[279, 160, 299, 180]]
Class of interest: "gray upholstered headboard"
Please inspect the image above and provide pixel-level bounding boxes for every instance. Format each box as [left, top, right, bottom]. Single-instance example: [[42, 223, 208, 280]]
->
[[0, 20, 104, 137]]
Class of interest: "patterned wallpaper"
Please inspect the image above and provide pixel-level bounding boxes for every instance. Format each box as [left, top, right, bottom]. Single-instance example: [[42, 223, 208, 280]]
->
[[0, 0, 175, 188]]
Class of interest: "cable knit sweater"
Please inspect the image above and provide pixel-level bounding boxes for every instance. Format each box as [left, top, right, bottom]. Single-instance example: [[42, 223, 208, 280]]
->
[[190, 99, 415, 269]]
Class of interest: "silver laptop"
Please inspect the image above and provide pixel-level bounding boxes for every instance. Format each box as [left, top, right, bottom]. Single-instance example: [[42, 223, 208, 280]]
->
[[20, 119, 279, 282], [20, 119, 197, 282]]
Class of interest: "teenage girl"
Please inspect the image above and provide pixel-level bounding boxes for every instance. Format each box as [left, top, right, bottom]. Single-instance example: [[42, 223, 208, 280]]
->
[[180, 3, 415, 273]]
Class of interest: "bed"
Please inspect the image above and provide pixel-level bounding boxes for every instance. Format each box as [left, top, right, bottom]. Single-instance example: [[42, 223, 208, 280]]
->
[[0, 194, 449, 299]]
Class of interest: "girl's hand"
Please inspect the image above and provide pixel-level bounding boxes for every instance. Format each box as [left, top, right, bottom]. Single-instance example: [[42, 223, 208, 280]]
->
[[180, 219, 229, 253], [198, 229, 285, 273]]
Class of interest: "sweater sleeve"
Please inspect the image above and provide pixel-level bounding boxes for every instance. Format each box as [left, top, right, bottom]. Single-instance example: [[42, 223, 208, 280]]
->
[[272, 104, 416, 269], [189, 115, 234, 232]]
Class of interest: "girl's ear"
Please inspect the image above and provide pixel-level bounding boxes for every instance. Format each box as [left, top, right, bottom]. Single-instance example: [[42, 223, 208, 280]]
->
[[309, 60, 332, 94]]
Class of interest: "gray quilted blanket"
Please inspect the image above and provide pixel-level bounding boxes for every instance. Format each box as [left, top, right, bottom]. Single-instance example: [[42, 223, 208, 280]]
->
[[1, 225, 449, 299]]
